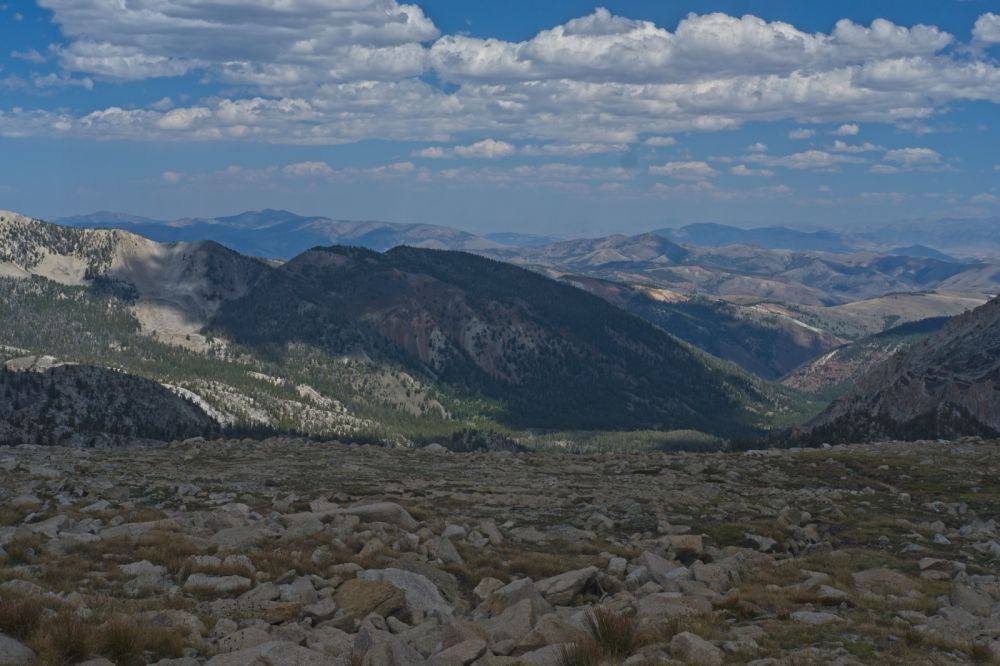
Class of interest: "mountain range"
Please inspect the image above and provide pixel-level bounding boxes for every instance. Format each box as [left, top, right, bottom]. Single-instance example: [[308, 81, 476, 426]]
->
[[57, 209, 507, 259], [59, 209, 1000, 260], [0, 211, 803, 439], [60, 208, 1000, 312], [8, 207, 999, 447]]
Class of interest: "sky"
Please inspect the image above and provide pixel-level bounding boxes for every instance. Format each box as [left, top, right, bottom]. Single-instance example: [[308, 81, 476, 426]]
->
[[1, 1, 999, 237]]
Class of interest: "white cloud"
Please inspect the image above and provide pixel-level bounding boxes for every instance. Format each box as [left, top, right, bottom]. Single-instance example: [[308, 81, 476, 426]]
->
[[830, 140, 882, 153], [971, 193, 998, 204], [416, 146, 449, 159], [730, 164, 774, 177], [161, 170, 181, 183], [58, 41, 195, 80], [155, 107, 211, 131], [455, 139, 517, 159], [30, 73, 93, 90], [283, 161, 334, 177], [869, 164, 898, 174], [859, 191, 908, 204], [645, 136, 677, 147], [2, 7, 999, 149], [788, 128, 816, 140], [653, 181, 716, 195], [41, 0, 438, 83], [149, 97, 174, 111], [883, 147, 941, 166], [649, 160, 718, 179], [521, 143, 627, 156], [430, 11, 953, 84], [747, 150, 865, 171], [747, 142, 768, 152], [973, 13, 1000, 44], [11, 48, 47, 64], [418, 138, 516, 159], [366, 161, 416, 175], [833, 123, 860, 135]]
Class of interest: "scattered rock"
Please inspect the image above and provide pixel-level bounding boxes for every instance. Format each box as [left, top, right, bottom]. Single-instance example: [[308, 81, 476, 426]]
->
[[671, 631, 723, 666]]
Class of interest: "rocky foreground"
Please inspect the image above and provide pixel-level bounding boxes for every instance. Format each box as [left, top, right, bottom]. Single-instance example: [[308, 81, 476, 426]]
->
[[1, 439, 999, 665]]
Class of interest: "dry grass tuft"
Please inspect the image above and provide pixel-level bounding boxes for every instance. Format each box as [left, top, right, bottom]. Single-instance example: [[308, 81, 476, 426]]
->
[[0, 596, 45, 640], [969, 642, 998, 664], [33, 613, 92, 666], [586, 606, 641, 659], [559, 639, 606, 666], [560, 607, 643, 666], [95, 616, 186, 665]]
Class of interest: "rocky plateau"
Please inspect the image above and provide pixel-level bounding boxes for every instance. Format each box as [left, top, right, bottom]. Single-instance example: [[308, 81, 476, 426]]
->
[[1, 438, 999, 665]]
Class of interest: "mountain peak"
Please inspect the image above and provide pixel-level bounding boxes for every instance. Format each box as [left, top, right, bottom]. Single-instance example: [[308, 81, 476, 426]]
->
[[215, 209, 311, 229]]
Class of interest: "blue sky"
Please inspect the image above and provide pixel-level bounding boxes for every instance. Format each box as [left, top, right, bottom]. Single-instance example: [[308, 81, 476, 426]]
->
[[1, 1, 999, 236]]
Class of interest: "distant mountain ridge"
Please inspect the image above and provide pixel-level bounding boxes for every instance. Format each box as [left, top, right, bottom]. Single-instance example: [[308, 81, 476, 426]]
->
[[57, 208, 506, 259], [1, 211, 802, 436], [655, 223, 854, 253], [485, 233, 1000, 307], [58, 209, 1000, 261]]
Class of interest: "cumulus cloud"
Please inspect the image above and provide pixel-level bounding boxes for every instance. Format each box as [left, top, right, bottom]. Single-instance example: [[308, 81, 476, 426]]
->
[[283, 161, 334, 177], [747, 142, 768, 152], [834, 123, 860, 135], [161, 170, 181, 183], [366, 161, 416, 175], [973, 13, 1000, 44], [454, 139, 516, 159], [415, 146, 448, 159], [430, 10, 953, 84], [417, 138, 516, 159], [730, 164, 774, 176], [649, 161, 718, 179], [883, 147, 941, 166], [747, 150, 865, 171], [520, 143, 628, 156], [155, 107, 212, 131], [788, 128, 816, 140], [11, 48, 48, 64], [2, 6, 999, 151], [644, 136, 678, 147], [57, 41, 195, 80], [830, 140, 883, 153], [41, 0, 438, 83]]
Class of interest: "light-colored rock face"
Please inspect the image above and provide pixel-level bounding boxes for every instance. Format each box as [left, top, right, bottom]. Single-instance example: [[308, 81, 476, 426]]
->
[[0, 438, 999, 664], [0, 211, 266, 347]]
